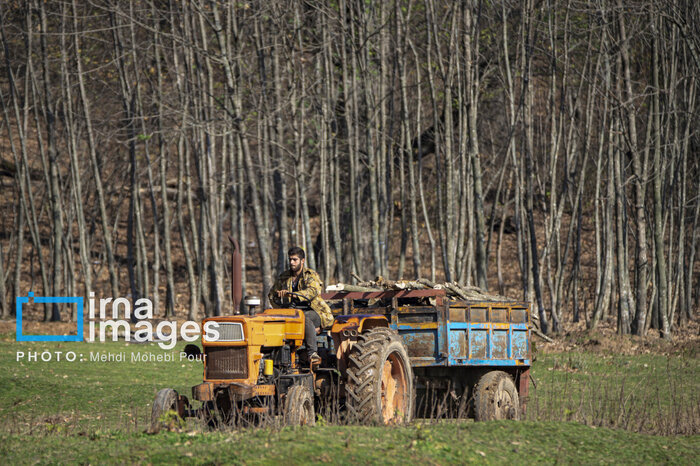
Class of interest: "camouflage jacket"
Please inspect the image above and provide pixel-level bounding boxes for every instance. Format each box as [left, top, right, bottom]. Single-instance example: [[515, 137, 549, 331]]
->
[[268, 267, 334, 328]]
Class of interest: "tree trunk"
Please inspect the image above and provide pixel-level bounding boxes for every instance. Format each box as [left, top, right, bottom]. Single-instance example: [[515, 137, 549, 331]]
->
[[651, 15, 670, 339]]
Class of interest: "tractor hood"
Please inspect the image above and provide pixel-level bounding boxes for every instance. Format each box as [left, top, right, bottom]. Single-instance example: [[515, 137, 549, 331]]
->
[[201, 308, 305, 348]]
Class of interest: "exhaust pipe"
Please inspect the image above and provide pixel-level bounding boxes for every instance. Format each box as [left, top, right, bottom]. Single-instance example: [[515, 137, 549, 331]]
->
[[229, 236, 243, 314]]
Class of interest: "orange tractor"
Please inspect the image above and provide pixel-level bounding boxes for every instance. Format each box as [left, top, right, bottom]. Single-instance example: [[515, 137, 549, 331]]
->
[[151, 240, 412, 429]]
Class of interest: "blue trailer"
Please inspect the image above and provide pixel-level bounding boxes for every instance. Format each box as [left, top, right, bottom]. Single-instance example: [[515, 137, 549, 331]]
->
[[322, 288, 531, 420]]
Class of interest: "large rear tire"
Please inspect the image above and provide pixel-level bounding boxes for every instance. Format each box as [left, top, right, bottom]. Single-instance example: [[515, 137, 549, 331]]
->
[[346, 327, 413, 424], [474, 371, 520, 421], [285, 384, 315, 426]]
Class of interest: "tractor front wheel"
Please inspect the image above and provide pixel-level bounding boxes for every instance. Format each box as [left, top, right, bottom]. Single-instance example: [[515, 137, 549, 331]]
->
[[150, 388, 180, 432], [285, 384, 315, 426], [346, 327, 414, 424]]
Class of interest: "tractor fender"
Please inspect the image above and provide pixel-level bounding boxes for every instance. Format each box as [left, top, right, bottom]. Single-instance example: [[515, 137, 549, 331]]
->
[[331, 315, 389, 376], [331, 314, 388, 335]]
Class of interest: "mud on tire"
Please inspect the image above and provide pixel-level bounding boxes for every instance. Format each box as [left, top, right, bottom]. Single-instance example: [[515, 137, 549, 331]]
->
[[345, 327, 414, 424], [474, 370, 520, 421], [285, 384, 315, 426]]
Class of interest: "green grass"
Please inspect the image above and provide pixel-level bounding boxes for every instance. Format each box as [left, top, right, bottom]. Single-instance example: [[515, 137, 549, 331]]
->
[[0, 421, 697, 464], [528, 351, 699, 434], [0, 334, 698, 464], [1, 337, 201, 433]]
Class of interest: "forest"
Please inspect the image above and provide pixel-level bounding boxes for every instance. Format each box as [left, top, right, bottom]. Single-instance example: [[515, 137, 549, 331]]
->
[[0, 0, 698, 337]]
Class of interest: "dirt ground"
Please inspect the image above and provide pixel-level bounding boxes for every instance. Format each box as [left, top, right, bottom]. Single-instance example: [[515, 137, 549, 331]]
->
[[535, 318, 700, 356]]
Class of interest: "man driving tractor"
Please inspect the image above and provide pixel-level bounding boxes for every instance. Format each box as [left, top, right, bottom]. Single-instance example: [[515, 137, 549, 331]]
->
[[268, 246, 333, 364]]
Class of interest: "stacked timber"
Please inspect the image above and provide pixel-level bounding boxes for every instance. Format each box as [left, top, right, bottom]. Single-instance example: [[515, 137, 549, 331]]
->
[[326, 276, 515, 303], [326, 276, 551, 340]]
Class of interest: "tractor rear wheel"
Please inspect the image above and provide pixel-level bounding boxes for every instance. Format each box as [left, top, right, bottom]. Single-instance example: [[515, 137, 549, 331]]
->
[[151, 388, 180, 432], [285, 384, 315, 426], [346, 327, 413, 424], [474, 370, 520, 421]]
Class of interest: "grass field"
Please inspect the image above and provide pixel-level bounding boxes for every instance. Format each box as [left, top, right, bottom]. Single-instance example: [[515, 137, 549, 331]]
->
[[1, 420, 698, 464], [0, 332, 698, 464], [526, 349, 699, 435]]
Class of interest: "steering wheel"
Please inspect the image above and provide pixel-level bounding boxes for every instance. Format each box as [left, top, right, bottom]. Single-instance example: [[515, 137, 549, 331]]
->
[[283, 291, 311, 310], [287, 291, 310, 302]]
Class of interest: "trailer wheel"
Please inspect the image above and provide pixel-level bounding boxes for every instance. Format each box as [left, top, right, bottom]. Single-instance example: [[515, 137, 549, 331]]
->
[[285, 384, 315, 426], [151, 388, 180, 432], [346, 327, 414, 424], [474, 371, 520, 421]]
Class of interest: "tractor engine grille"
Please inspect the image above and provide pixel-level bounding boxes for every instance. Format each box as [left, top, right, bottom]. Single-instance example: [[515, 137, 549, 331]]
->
[[206, 347, 248, 380], [216, 322, 244, 342]]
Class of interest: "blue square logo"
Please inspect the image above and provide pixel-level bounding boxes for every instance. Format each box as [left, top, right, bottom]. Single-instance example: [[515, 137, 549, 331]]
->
[[16, 292, 84, 342]]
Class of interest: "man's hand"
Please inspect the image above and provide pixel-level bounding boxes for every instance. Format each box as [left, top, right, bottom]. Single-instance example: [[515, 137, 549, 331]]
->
[[276, 289, 290, 299]]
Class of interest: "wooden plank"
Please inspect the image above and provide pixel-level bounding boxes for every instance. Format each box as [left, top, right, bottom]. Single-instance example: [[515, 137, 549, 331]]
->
[[321, 289, 446, 300]]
